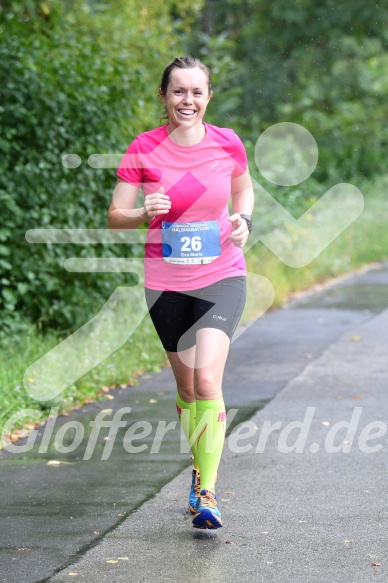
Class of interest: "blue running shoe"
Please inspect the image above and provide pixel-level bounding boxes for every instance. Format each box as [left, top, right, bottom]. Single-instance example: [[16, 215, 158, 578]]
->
[[188, 469, 201, 514], [192, 489, 223, 529]]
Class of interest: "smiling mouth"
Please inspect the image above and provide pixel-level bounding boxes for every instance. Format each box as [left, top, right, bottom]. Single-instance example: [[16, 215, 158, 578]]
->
[[177, 109, 197, 116]]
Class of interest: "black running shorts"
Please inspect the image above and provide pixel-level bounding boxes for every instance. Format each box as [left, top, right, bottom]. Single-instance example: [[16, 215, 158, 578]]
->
[[145, 276, 246, 352]]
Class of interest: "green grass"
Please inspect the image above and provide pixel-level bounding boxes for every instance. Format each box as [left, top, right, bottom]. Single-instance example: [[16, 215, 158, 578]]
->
[[1, 174, 387, 445], [244, 173, 388, 314], [0, 316, 166, 445]]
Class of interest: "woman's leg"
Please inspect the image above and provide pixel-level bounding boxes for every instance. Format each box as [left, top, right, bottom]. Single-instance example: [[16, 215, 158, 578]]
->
[[166, 329, 237, 527], [167, 328, 230, 482], [167, 277, 245, 497], [166, 348, 199, 468], [167, 347, 195, 403], [167, 348, 201, 513], [145, 288, 199, 467], [193, 327, 230, 492]]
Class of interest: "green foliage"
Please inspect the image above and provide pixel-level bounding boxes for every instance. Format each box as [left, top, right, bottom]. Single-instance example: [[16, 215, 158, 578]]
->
[[190, 0, 388, 181], [1, 0, 387, 347], [0, 0, 198, 343]]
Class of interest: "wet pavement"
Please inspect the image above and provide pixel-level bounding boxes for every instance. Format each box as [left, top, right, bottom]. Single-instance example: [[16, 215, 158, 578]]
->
[[1, 262, 387, 582]]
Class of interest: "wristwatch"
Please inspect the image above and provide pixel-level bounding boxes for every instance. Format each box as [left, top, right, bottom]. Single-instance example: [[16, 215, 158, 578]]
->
[[240, 213, 252, 234]]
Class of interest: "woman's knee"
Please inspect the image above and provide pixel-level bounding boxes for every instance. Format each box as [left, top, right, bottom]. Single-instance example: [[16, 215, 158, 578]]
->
[[177, 384, 195, 403], [194, 371, 222, 400]]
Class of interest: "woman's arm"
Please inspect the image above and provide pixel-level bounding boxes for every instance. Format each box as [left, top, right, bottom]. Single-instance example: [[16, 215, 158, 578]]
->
[[107, 178, 171, 230], [231, 168, 254, 215], [107, 178, 146, 230], [228, 169, 255, 247]]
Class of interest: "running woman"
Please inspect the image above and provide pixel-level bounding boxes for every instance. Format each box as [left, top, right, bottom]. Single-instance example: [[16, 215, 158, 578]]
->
[[108, 56, 254, 529]]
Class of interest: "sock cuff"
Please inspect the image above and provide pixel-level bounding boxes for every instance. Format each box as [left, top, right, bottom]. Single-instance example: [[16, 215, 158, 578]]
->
[[176, 393, 196, 411], [195, 397, 225, 411]]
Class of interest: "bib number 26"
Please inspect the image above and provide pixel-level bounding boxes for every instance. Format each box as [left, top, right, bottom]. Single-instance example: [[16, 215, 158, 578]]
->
[[161, 220, 221, 264], [181, 235, 202, 253]]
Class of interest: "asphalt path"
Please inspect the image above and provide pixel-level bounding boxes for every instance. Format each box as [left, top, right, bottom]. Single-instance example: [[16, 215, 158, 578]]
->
[[1, 262, 387, 582]]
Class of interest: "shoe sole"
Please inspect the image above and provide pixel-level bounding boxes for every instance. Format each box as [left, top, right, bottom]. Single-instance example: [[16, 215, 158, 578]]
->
[[192, 509, 223, 529]]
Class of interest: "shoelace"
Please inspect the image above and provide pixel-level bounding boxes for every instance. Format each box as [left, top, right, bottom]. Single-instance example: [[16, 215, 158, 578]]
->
[[194, 473, 201, 498], [200, 491, 217, 509]]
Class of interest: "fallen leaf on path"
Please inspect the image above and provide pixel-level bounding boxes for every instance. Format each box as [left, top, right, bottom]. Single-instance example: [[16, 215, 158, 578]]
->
[[68, 573, 78, 577], [25, 423, 36, 430], [351, 335, 361, 342], [351, 394, 362, 399], [9, 430, 29, 441]]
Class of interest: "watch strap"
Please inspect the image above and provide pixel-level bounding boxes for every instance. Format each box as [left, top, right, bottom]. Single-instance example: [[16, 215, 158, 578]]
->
[[240, 213, 252, 234]]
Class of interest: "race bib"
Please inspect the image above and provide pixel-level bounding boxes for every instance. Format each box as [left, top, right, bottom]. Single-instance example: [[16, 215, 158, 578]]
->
[[162, 221, 221, 264]]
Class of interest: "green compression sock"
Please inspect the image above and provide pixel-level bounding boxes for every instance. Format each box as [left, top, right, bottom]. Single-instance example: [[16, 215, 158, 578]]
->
[[195, 397, 226, 492], [176, 393, 199, 469]]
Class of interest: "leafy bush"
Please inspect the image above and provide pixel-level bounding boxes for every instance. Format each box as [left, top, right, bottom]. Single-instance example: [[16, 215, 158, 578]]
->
[[0, 0, 194, 343], [189, 0, 388, 182]]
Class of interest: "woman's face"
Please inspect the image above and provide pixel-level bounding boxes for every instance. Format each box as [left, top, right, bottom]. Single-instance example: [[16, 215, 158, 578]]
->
[[161, 67, 212, 131]]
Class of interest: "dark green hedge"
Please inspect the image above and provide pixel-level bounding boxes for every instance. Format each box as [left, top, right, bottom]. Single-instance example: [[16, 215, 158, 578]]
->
[[0, 0, 188, 343]]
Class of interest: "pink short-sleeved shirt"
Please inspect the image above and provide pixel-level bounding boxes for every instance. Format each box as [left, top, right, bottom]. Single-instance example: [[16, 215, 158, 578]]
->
[[116, 122, 248, 291]]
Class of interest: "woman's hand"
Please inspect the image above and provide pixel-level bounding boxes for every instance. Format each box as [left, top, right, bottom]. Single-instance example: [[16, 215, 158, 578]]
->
[[228, 213, 250, 248], [143, 187, 171, 219]]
